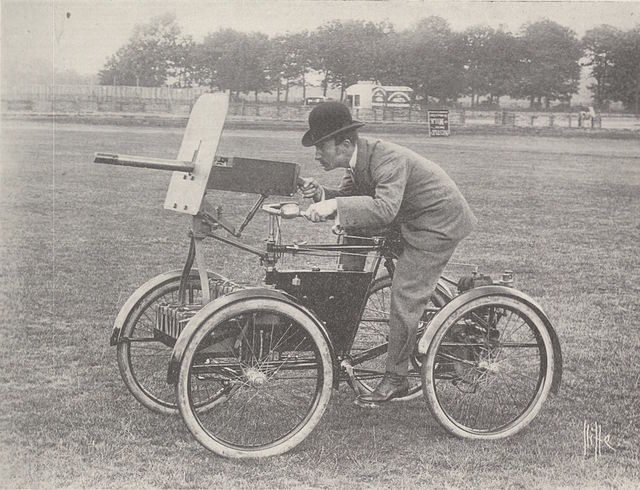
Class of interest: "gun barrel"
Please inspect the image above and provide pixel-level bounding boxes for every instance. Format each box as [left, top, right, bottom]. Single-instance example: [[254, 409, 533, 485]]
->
[[94, 152, 195, 173]]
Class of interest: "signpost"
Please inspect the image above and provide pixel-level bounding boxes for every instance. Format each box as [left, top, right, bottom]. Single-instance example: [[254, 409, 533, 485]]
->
[[427, 110, 450, 137]]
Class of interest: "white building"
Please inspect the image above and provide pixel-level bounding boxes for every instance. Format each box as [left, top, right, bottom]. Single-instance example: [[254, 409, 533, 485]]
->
[[345, 81, 414, 109]]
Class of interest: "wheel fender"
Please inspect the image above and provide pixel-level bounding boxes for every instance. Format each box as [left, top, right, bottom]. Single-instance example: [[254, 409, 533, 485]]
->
[[110, 269, 187, 346], [166, 287, 338, 386], [417, 285, 562, 394], [110, 269, 227, 346]]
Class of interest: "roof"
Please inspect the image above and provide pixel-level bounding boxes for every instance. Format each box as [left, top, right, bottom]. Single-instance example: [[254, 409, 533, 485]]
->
[[346, 83, 413, 92], [373, 86, 413, 92]]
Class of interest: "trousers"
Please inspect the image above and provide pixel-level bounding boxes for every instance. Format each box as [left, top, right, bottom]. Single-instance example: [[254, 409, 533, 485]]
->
[[386, 239, 457, 376]]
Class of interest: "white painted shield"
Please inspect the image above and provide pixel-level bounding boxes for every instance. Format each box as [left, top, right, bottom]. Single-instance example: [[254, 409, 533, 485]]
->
[[163, 92, 229, 215]]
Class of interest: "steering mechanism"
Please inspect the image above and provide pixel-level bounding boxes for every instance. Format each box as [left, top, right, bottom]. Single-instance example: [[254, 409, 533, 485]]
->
[[261, 202, 308, 219], [262, 202, 343, 236]]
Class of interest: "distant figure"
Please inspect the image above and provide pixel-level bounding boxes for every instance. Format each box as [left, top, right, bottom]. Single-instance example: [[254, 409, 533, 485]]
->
[[588, 107, 599, 129], [579, 110, 590, 129]]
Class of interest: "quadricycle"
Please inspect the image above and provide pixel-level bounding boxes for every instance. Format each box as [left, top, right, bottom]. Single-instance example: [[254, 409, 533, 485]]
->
[[96, 93, 562, 458]]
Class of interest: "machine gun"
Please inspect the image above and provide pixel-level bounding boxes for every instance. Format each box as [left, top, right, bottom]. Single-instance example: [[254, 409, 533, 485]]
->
[[94, 92, 300, 236], [94, 92, 301, 302]]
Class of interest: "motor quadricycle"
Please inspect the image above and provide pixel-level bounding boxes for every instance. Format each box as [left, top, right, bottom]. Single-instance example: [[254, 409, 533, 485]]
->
[[97, 93, 562, 458]]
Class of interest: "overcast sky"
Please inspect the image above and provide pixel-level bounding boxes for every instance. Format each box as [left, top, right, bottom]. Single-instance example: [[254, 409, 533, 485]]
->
[[2, 0, 640, 76]]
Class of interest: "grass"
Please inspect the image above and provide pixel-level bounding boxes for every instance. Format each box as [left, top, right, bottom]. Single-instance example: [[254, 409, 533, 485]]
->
[[1, 119, 639, 488]]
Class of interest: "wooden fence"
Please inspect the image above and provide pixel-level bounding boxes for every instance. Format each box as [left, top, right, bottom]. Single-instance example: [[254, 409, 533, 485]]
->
[[1, 84, 209, 114], [2, 85, 637, 130], [2, 84, 209, 100], [228, 102, 466, 125], [1, 84, 454, 123]]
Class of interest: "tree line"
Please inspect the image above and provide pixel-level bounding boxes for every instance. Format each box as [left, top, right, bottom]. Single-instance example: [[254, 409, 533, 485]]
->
[[98, 13, 640, 112]]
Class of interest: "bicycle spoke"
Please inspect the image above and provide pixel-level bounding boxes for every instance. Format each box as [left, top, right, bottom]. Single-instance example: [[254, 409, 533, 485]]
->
[[179, 301, 332, 456], [427, 298, 551, 437]]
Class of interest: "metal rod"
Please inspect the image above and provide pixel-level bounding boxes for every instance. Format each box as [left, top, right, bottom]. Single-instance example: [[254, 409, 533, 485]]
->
[[200, 210, 236, 236], [94, 152, 195, 173], [178, 236, 197, 303], [207, 231, 268, 258], [236, 194, 267, 237], [194, 235, 211, 303], [278, 244, 381, 253]]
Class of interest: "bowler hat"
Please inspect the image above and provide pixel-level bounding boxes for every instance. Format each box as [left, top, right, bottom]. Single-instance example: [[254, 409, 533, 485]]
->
[[302, 101, 364, 147]]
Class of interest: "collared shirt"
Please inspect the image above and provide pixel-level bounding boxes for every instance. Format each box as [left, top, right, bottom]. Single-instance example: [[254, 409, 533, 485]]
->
[[348, 143, 357, 172]]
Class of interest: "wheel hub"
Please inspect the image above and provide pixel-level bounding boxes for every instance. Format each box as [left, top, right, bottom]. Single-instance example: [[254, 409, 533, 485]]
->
[[245, 367, 268, 387], [478, 359, 501, 373]]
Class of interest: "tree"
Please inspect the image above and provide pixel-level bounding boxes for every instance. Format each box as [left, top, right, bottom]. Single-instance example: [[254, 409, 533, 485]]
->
[[169, 35, 197, 87], [371, 31, 406, 87], [396, 17, 466, 106], [311, 20, 392, 100], [267, 32, 314, 103], [582, 25, 622, 109], [461, 25, 494, 107], [460, 25, 521, 107], [195, 29, 271, 100], [98, 13, 193, 87], [607, 26, 640, 114], [485, 28, 522, 105], [513, 20, 582, 108], [191, 29, 233, 90]]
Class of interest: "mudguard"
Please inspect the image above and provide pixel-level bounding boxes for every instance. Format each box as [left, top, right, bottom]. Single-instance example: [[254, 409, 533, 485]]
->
[[166, 287, 338, 387], [109, 269, 232, 346], [417, 285, 563, 394], [110, 269, 190, 346]]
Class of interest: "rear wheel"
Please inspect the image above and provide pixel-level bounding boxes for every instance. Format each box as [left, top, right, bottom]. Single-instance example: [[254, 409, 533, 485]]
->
[[176, 298, 334, 458], [349, 275, 449, 400], [117, 272, 228, 415], [422, 294, 554, 439]]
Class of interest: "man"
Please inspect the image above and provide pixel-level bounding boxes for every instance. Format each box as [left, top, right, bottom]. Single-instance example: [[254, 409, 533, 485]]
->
[[298, 101, 477, 406]]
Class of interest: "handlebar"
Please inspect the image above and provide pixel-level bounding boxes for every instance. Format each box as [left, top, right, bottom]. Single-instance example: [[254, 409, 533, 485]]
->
[[261, 202, 308, 219], [262, 202, 344, 235]]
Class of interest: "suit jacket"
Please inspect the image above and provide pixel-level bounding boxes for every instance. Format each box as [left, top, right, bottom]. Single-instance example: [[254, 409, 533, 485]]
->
[[323, 137, 477, 251]]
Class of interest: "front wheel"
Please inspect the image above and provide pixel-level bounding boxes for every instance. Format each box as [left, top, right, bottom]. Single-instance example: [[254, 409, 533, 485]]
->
[[176, 298, 334, 458], [422, 294, 555, 439]]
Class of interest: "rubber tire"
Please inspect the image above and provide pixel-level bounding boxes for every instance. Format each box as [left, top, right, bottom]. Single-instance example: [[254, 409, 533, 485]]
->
[[117, 272, 209, 415], [176, 298, 334, 459], [422, 294, 555, 439]]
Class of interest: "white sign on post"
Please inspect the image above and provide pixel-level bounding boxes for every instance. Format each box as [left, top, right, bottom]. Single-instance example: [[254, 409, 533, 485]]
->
[[427, 110, 450, 137]]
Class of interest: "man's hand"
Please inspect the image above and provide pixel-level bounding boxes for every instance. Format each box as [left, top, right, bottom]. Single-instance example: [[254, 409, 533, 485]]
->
[[304, 199, 337, 222], [298, 177, 323, 201]]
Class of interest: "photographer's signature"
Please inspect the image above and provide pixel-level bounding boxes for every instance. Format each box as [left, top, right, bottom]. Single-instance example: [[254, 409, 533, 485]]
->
[[583, 420, 615, 461]]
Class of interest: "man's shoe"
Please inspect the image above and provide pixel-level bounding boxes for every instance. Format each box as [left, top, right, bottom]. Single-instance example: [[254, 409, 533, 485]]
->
[[355, 372, 409, 407]]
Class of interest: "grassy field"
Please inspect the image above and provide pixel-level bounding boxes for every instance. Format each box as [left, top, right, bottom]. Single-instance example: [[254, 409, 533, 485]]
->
[[1, 119, 639, 488]]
